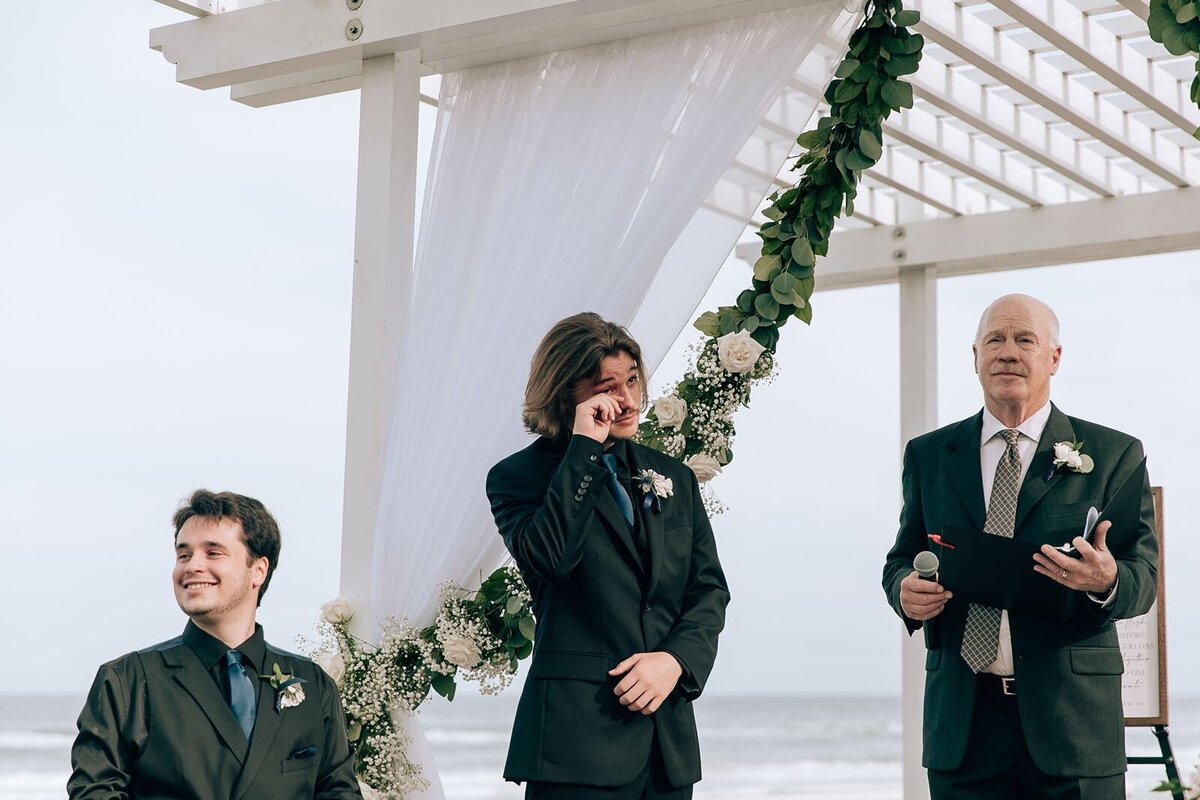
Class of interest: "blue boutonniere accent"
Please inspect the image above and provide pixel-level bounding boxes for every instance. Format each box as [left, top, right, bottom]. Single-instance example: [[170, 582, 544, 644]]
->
[[634, 469, 673, 513], [261, 662, 307, 712]]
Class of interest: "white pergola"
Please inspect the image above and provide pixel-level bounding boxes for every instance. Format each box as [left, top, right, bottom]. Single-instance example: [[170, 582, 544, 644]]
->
[[148, 1, 1200, 797]]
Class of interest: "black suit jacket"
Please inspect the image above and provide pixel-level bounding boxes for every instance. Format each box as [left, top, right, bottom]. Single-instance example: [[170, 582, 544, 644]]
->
[[882, 404, 1158, 778], [69, 624, 361, 800], [487, 435, 730, 788]]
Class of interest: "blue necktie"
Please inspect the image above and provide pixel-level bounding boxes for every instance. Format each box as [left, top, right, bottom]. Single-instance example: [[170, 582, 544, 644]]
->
[[225, 650, 257, 740], [600, 453, 635, 527]]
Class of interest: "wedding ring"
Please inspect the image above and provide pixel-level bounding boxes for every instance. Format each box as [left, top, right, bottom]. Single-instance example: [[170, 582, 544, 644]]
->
[[1060, 568, 1068, 578]]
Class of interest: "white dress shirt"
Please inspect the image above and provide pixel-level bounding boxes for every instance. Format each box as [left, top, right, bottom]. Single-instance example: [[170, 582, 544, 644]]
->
[[977, 401, 1115, 676]]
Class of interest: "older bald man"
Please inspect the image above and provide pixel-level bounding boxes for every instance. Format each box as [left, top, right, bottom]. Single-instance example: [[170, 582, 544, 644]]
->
[[883, 294, 1158, 799]]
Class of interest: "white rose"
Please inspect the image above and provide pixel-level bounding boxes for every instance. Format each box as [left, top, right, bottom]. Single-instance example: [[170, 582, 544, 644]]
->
[[314, 651, 346, 685], [653, 395, 688, 430], [716, 330, 766, 375], [320, 597, 354, 625], [359, 782, 383, 800], [685, 453, 723, 483], [440, 633, 482, 668]]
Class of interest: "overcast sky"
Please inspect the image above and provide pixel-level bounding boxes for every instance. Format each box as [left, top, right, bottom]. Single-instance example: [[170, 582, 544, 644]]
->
[[2, 4, 1197, 704]]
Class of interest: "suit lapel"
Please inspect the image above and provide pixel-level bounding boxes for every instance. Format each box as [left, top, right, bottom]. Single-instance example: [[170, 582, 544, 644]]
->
[[232, 654, 288, 800], [942, 413, 986, 531], [628, 446, 665, 599], [594, 488, 645, 577], [161, 646, 249, 765], [1013, 404, 1075, 534]]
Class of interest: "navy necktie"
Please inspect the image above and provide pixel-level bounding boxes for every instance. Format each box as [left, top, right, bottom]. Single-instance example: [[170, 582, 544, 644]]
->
[[600, 453, 635, 527], [225, 649, 257, 740]]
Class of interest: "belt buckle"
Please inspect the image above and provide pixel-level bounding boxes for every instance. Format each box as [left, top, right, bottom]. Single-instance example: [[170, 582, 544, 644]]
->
[[1000, 676, 1016, 696]]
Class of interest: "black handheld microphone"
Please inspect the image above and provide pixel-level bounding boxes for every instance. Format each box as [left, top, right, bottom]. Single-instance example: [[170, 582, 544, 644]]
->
[[912, 551, 942, 650]]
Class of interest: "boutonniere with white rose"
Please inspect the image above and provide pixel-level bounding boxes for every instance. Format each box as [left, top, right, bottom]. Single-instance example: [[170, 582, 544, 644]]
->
[[261, 662, 306, 712], [635, 469, 673, 512], [1052, 440, 1094, 474]]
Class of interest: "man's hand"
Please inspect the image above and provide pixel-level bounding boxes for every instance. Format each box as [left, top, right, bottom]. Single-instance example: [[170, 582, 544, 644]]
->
[[899, 570, 952, 621], [573, 394, 623, 443], [608, 652, 682, 715], [1033, 520, 1118, 595]]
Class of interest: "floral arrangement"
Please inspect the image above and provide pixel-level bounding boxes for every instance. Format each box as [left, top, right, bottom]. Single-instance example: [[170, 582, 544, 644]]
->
[[307, 566, 534, 799], [638, 331, 776, 513], [639, 0, 923, 503]]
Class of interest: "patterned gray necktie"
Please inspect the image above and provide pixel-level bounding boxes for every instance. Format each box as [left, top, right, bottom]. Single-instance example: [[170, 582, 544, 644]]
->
[[960, 429, 1022, 673]]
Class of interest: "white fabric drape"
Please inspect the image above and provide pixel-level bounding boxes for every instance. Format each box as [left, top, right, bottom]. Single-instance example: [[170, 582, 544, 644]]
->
[[368, 4, 853, 796]]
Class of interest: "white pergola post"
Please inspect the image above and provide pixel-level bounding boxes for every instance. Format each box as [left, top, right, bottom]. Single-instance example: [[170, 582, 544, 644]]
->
[[898, 261, 937, 800], [339, 51, 421, 633]]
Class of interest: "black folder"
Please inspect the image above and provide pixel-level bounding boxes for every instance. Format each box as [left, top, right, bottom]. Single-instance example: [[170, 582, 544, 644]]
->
[[925, 457, 1148, 618], [927, 526, 1065, 617]]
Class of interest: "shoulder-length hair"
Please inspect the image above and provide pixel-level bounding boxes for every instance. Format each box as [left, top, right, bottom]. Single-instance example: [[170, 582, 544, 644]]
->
[[523, 312, 647, 440]]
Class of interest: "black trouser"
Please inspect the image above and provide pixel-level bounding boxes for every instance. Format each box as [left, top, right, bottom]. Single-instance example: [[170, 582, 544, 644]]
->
[[928, 676, 1125, 800], [525, 736, 692, 800]]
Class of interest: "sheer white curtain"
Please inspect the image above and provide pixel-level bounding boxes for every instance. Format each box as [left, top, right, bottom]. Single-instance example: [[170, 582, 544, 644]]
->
[[368, 4, 853, 795]]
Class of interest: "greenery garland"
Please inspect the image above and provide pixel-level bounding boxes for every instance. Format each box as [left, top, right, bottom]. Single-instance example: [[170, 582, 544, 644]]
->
[[308, 566, 534, 799], [639, 0, 924, 485], [1147, 0, 1200, 130]]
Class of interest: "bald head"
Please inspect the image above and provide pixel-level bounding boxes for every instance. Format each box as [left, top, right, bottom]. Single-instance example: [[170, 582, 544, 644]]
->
[[972, 294, 1062, 426], [975, 294, 1060, 349]]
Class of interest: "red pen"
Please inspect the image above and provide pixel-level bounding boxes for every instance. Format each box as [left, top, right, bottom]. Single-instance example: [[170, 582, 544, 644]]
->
[[927, 533, 956, 549]]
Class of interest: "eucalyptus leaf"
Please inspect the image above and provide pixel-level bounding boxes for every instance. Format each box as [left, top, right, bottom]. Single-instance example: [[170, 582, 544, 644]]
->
[[772, 272, 798, 295], [893, 9, 921, 26], [835, 59, 861, 79], [518, 616, 536, 640], [693, 311, 721, 336], [1162, 22, 1191, 54], [506, 596, 524, 615], [845, 148, 875, 171], [858, 129, 884, 160], [792, 238, 816, 267], [753, 254, 782, 280], [737, 288, 757, 313], [754, 293, 781, 321], [834, 79, 865, 104], [762, 205, 784, 221], [1177, 2, 1197, 22], [741, 315, 761, 333]]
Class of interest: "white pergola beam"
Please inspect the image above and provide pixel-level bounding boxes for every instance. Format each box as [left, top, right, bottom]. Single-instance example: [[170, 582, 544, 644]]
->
[[864, 168, 960, 218], [987, 0, 1198, 136], [739, 187, 1200, 291], [883, 123, 1041, 207], [912, 3, 1190, 188], [152, 0, 211, 17], [911, 82, 1113, 198], [151, 0, 822, 90], [339, 52, 421, 630]]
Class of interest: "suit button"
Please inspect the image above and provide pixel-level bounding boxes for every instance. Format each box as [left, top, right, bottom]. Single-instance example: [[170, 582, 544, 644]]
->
[[574, 493, 584, 501], [582, 475, 592, 484], [589, 454, 597, 462], [644, 604, 652, 613]]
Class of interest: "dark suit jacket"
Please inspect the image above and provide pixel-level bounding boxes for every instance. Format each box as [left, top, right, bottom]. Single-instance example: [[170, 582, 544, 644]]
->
[[69, 624, 361, 800], [486, 435, 730, 788], [883, 404, 1158, 778]]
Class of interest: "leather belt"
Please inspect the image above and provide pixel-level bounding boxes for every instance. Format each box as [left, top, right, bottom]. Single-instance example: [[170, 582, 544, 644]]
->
[[978, 673, 1017, 696]]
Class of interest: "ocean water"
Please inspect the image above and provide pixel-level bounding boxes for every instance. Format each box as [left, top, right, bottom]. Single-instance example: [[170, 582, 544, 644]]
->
[[4, 693, 1197, 799]]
